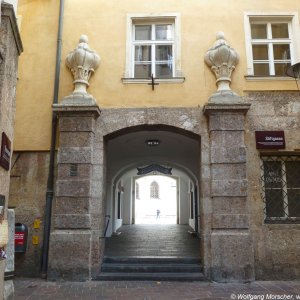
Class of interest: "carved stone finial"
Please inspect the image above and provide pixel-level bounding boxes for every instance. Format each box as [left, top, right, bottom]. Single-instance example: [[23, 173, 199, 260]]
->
[[66, 35, 100, 96], [205, 32, 239, 93]]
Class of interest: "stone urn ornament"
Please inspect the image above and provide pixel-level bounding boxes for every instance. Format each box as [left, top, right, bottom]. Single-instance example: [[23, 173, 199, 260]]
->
[[63, 35, 100, 104], [205, 32, 241, 103]]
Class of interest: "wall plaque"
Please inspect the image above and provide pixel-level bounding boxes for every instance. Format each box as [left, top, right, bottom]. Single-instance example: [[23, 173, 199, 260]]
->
[[255, 131, 285, 149], [0, 132, 11, 171], [70, 164, 78, 176]]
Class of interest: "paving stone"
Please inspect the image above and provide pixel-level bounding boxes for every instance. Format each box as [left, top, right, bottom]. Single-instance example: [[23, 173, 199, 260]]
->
[[13, 278, 300, 300]]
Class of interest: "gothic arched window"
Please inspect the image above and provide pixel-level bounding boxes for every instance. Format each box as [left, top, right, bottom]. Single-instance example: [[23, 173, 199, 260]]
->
[[150, 181, 159, 199]]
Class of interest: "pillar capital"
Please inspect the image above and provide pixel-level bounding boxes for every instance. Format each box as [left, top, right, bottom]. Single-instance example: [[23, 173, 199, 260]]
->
[[53, 103, 101, 119], [203, 103, 251, 116]]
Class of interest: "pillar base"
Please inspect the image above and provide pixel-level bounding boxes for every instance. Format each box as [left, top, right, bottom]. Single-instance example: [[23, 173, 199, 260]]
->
[[210, 230, 255, 282]]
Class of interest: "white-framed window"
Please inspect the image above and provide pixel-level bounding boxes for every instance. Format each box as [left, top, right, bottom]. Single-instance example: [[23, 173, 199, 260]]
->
[[260, 155, 300, 223], [244, 13, 300, 77], [133, 23, 174, 78], [123, 13, 184, 83]]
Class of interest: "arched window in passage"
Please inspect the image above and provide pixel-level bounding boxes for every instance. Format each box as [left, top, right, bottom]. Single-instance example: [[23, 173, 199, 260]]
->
[[150, 181, 159, 199]]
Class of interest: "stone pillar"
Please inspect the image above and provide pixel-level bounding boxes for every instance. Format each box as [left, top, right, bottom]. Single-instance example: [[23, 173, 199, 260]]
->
[[48, 105, 102, 280], [48, 35, 102, 280], [204, 103, 255, 282]]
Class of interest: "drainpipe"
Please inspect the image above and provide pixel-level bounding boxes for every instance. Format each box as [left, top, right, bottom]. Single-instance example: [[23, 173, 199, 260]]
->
[[41, 0, 64, 279]]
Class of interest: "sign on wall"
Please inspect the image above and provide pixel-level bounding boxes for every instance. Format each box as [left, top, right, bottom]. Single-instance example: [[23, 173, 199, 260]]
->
[[0, 132, 11, 171], [255, 131, 285, 149]]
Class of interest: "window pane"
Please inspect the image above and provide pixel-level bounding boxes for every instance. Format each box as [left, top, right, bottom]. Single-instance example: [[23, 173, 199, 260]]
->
[[251, 24, 267, 39], [286, 162, 300, 188], [263, 161, 284, 218], [265, 189, 285, 218], [286, 162, 300, 217], [272, 23, 289, 38], [155, 25, 172, 40], [156, 63, 173, 78], [287, 190, 300, 217], [134, 64, 151, 78], [273, 44, 290, 60], [135, 46, 151, 62], [263, 161, 282, 189], [135, 25, 151, 40], [275, 63, 290, 76], [156, 45, 173, 61], [252, 45, 269, 60], [254, 63, 269, 76]]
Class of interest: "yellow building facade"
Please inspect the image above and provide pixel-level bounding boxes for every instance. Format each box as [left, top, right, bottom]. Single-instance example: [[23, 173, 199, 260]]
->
[[9, 0, 300, 282], [14, 0, 300, 150]]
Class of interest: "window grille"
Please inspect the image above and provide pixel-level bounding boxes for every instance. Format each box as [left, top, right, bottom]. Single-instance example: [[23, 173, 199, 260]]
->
[[150, 181, 159, 199], [261, 155, 300, 223]]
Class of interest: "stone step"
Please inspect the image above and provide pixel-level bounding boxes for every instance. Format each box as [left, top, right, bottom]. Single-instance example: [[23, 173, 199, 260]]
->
[[102, 256, 201, 264], [98, 256, 205, 281], [101, 263, 202, 273], [95, 272, 206, 281]]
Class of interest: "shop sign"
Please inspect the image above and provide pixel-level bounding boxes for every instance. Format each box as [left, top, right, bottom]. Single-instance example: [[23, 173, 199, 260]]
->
[[255, 131, 285, 149], [0, 132, 11, 171]]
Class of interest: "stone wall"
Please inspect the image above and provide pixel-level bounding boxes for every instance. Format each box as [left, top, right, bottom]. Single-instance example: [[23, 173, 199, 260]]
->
[[245, 91, 300, 279], [9, 152, 49, 277], [0, 3, 22, 299]]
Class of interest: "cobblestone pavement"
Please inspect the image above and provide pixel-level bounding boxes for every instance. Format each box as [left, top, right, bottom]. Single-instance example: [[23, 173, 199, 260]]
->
[[14, 278, 300, 300]]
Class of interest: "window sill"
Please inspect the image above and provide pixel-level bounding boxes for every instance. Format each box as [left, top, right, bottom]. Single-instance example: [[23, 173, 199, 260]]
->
[[122, 77, 185, 84], [245, 76, 295, 81], [265, 218, 300, 224]]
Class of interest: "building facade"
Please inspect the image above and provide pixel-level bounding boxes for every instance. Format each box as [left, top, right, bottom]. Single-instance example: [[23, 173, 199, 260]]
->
[[8, 0, 300, 282], [0, 1, 22, 299]]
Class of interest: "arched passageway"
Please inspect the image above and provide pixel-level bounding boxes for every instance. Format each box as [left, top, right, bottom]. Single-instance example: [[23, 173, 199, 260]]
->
[[104, 125, 201, 258]]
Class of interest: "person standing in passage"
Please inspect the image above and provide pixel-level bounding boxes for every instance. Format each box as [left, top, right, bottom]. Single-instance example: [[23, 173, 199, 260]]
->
[[156, 209, 160, 219]]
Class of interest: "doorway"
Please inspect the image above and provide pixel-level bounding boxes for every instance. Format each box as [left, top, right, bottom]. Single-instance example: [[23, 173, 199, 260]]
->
[[104, 125, 201, 257], [134, 175, 178, 224]]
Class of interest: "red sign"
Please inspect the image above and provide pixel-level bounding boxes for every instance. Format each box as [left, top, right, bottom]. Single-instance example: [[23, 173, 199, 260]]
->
[[15, 232, 25, 246], [255, 131, 285, 149], [0, 132, 11, 171]]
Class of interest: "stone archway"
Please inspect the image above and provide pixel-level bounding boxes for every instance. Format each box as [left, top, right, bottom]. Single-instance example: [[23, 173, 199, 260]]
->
[[48, 107, 208, 280], [102, 121, 202, 235], [48, 105, 254, 282]]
